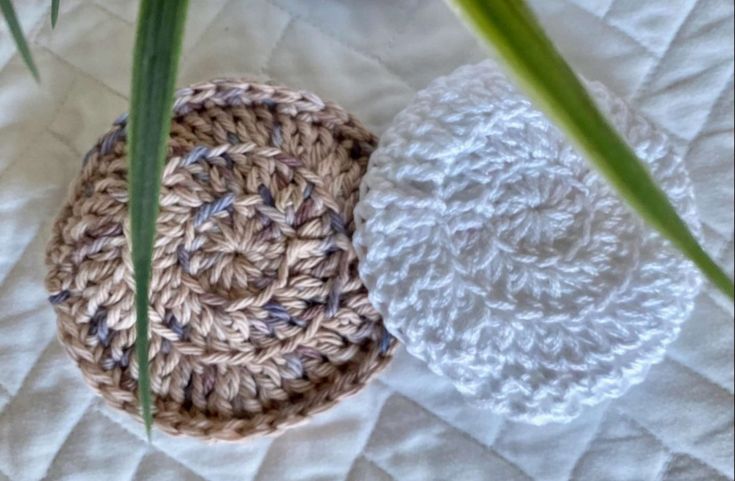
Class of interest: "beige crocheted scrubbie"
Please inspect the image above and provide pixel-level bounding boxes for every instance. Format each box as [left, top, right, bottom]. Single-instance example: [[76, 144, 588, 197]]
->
[[45, 79, 396, 441]]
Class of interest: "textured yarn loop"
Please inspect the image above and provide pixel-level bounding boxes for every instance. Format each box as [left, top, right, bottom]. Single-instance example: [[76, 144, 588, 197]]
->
[[45, 79, 396, 441], [354, 61, 703, 424]]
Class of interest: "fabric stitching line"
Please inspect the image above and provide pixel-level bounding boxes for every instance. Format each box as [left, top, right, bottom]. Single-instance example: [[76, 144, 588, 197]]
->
[[38, 396, 95, 481], [707, 286, 735, 317], [0, 303, 55, 397], [260, 16, 296, 76], [615, 408, 733, 480], [600, 0, 618, 20], [121, 450, 160, 481], [631, 0, 700, 101], [487, 416, 508, 448], [0, 182, 60, 216], [178, 0, 232, 60], [661, 452, 732, 481], [130, 449, 209, 481], [395, 394, 535, 481], [664, 355, 735, 396], [682, 73, 734, 151], [92, 2, 134, 26], [681, 73, 735, 255], [250, 443, 278, 481], [0, 65, 78, 183], [654, 452, 675, 481], [339, 387, 395, 481], [556, 0, 613, 20], [0, 192, 68, 288], [487, 417, 507, 448], [36, 47, 130, 100], [0, 77, 79, 184], [679, 67, 735, 145], [353, 455, 398, 481], [46, 128, 83, 157], [720, 237, 735, 258], [374, 379, 504, 449], [0, 312, 55, 398], [562, 0, 659, 57], [566, 406, 611, 481], [699, 224, 730, 254], [266, 0, 416, 92], [94, 405, 224, 481], [375, 0, 425, 62]]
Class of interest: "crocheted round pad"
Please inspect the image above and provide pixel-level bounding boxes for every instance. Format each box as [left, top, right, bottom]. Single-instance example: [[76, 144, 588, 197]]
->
[[45, 79, 395, 440], [354, 61, 702, 424]]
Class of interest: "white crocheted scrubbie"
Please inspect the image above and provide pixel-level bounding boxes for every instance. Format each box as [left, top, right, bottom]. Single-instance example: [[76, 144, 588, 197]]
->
[[354, 60, 703, 424]]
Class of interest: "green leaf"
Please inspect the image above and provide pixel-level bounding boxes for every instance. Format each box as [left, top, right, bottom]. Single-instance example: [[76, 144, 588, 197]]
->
[[449, 0, 734, 300], [0, 0, 39, 80], [51, 0, 59, 28], [128, 0, 189, 438]]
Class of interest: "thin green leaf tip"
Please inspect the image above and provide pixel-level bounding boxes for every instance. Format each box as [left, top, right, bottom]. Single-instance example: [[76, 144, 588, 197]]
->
[[51, 0, 59, 28], [129, 0, 190, 438], [448, 0, 734, 299], [0, 0, 40, 80]]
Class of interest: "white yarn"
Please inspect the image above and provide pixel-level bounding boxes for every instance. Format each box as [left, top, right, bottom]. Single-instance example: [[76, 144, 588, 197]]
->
[[354, 60, 703, 424]]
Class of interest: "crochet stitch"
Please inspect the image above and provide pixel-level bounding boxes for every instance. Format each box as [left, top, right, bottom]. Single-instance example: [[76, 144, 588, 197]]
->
[[45, 79, 396, 441], [354, 61, 703, 424]]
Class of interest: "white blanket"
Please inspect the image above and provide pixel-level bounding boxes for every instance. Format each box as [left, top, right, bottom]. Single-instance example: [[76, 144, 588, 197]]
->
[[0, 1, 732, 480]]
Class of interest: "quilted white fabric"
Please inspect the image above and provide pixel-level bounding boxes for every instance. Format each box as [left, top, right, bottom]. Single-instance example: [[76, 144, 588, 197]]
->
[[0, 1, 731, 480], [354, 60, 703, 425]]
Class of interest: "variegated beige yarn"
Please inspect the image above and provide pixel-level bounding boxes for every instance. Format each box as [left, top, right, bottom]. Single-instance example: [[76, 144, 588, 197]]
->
[[45, 79, 396, 441]]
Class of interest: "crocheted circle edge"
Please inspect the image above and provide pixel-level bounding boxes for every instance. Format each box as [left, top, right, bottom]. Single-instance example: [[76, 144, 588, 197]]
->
[[353, 61, 702, 424], [45, 79, 397, 440]]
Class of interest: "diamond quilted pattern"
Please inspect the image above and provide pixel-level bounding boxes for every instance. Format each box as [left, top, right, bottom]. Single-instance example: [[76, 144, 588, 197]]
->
[[133, 451, 209, 481], [606, 0, 698, 55], [271, 0, 423, 56], [570, 410, 669, 481], [0, 342, 94, 481], [662, 454, 731, 481], [684, 76, 735, 238], [35, 1, 134, 96], [346, 457, 394, 481], [266, 18, 415, 133], [669, 292, 735, 392], [178, 0, 291, 85], [42, 410, 147, 481], [0, 0, 731, 480], [367, 0, 488, 91], [47, 74, 127, 156], [96, 402, 274, 481], [363, 394, 532, 481], [635, 0, 734, 139], [0, 386, 9, 414], [528, 0, 657, 97], [616, 360, 734, 478], [379, 349, 504, 446], [493, 403, 608, 481], [252, 383, 393, 481]]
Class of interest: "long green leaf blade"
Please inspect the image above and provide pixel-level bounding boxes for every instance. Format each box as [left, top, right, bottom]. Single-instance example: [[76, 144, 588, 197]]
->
[[449, 0, 734, 299], [51, 0, 59, 28], [129, 0, 189, 438], [0, 0, 39, 80]]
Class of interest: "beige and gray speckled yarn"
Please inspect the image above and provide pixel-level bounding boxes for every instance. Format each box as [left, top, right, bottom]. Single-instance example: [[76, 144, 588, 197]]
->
[[45, 79, 395, 441]]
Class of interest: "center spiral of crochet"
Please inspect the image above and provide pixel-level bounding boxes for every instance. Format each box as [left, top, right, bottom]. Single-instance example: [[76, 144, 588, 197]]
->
[[448, 150, 641, 322], [45, 80, 395, 440]]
